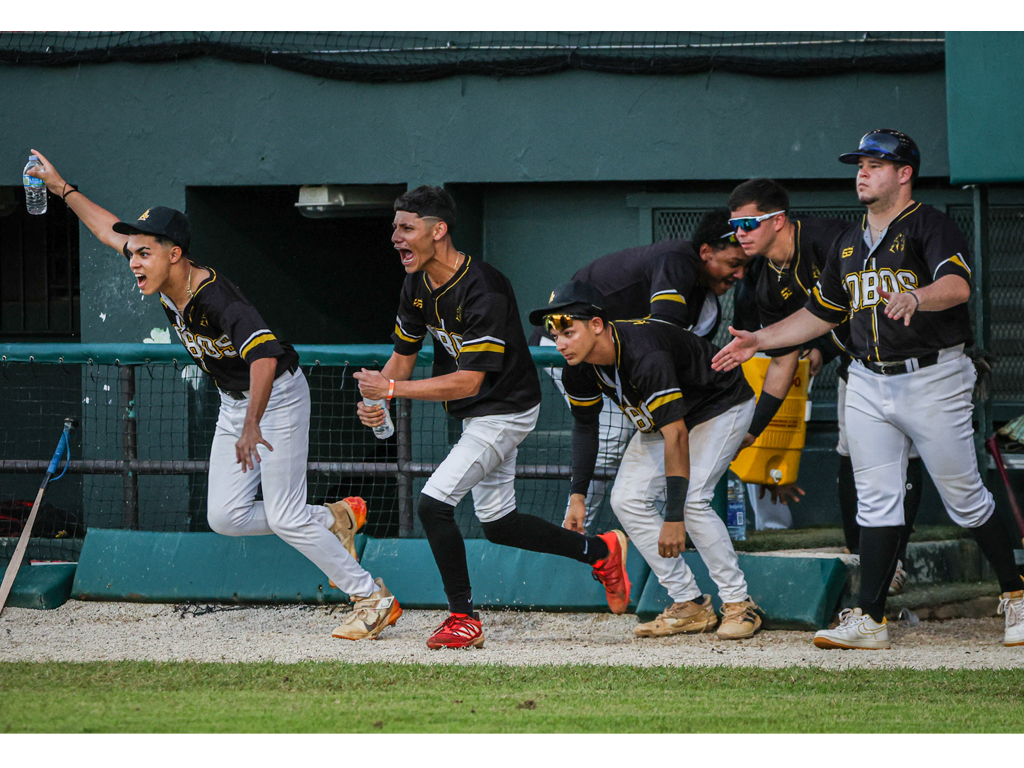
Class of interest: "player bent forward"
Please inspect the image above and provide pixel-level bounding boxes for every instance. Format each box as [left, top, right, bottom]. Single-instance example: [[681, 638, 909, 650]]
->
[[533, 281, 763, 639], [27, 151, 400, 641], [355, 186, 630, 649], [712, 129, 1023, 648]]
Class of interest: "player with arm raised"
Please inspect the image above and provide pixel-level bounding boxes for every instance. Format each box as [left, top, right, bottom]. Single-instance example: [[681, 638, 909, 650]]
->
[[533, 281, 762, 640], [355, 187, 630, 650], [713, 130, 1023, 649], [533, 209, 750, 530], [26, 150, 401, 641]]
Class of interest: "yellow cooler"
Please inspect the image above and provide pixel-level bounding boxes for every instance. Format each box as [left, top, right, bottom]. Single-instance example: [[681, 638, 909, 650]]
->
[[729, 356, 811, 486]]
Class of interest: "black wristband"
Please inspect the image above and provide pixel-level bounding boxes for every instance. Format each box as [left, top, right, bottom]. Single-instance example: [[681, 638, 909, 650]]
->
[[62, 183, 79, 201], [748, 392, 785, 438], [664, 475, 689, 523]]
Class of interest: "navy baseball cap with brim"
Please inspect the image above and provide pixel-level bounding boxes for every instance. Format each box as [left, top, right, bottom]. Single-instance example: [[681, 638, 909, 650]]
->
[[838, 129, 920, 173], [528, 280, 607, 327], [112, 206, 192, 252]]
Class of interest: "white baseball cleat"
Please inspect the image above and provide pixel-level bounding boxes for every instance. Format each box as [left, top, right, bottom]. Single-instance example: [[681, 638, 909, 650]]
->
[[888, 560, 908, 596], [813, 608, 891, 650], [998, 590, 1024, 647]]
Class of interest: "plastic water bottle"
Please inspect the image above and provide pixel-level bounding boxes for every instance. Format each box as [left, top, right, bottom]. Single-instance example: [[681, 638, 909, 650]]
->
[[363, 398, 394, 439], [726, 475, 747, 541], [23, 155, 47, 215]]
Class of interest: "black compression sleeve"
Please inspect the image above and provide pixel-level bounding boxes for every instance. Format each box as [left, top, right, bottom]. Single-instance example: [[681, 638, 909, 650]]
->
[[570, 419, 600, 497], [664, 476, 689, 523], [748, 392, 785, 438]]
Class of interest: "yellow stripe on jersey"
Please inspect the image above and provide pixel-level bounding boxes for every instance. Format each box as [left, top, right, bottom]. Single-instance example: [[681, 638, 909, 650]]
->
[[460, 342, 504, 354], [241, 333, 276, 359], [651, 293, 686, 304], [812, 286, 846, 312], [568, 394, 603, 407], [393, 323, 422, 343], [948, 254, 971, 275], [648, 392, 682, 412]]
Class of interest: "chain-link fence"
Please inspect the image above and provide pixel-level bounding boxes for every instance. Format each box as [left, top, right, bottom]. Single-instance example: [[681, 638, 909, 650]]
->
[[0, 344, 615, 562]]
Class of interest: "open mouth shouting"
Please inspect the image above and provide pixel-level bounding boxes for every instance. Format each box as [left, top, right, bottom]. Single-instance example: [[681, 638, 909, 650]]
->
[[396, 247, 416, 267], [134, 272, 147, 290]]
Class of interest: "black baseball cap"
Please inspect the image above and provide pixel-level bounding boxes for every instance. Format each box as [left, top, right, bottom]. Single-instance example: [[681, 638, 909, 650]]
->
[[528, 280, 607, 327], [112, 207, 192, 252], [839, 129, 921, 174]]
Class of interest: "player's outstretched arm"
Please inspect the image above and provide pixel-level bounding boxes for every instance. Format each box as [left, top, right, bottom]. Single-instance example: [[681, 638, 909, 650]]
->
[[25, 150, 128, 254], [712, 309, 836, 372]]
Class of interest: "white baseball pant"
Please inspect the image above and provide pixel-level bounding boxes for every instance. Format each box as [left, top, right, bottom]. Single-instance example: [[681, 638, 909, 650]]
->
[[609, 398, 755, 604], [205, 368, 377, 598], [421, 404, 540, 523], [845, 348, 993, 529], [837, 375, 919, 459]]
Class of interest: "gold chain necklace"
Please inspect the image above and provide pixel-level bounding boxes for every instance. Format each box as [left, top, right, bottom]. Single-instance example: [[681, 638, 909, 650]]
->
[[776, 226, 795, 282], [185, 263, 194, 300]]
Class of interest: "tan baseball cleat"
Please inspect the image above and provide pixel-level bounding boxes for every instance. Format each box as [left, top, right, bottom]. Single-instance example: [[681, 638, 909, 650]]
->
[[634, 595, 718, 637], [716, 598, 763, 640], [332, 578, 402, 641], [326, 496, 367, 562]]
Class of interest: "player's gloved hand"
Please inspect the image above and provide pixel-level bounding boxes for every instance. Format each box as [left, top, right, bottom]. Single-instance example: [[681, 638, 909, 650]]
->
[[354, 368, 390, 400], [802, 347, 824, 376], [880, 289, 919, 326], [563, 494, 587, 533], [235, 422, 273, 473], [711, 327, 759, 372], [355, 400, 387, 427], [658, 521, 687, 559], [24, 149, 69, 196], [734, 432, 756, 459], [758, 483, 805, 505]]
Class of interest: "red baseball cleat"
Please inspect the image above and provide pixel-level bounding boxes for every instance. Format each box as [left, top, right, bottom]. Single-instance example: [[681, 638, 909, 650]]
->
[[592, 529, 631, 614], [426, 612, 485, 649]]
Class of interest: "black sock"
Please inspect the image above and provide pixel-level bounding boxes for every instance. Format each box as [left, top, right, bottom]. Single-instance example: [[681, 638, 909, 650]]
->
[[417, 495, 473, 615], [838, 454, 860, 554], [859, 526, 903, 623], [897, 457, 924, 563], [481, 510, 609, 565], [692, 595, 707, 605], [969, 513, 1024, 594]]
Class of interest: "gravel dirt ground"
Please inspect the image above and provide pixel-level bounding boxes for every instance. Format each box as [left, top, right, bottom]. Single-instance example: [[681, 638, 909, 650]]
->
[[1, 601, 1022, 669]]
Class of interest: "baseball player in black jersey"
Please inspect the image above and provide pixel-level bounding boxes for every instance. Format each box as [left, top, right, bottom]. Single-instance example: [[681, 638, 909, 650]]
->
[[713, 130, 1024, 648], [535, 209, 750, 528], [354, 187, 630, 649], [27, 151, 402, 642], [729, 179, 923, 585], [532, 281, 764, 639]]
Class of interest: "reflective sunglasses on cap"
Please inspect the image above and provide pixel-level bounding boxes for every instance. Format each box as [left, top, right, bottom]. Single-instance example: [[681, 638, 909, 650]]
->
[[718, 230, 739, 245], [728, 210, 785, 233], [544, 313, 587, 334]]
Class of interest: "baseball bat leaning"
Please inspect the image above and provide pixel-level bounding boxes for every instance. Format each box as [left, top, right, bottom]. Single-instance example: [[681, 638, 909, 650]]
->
[[0, 418, 75, 618], [984, 435, 1024, 550]]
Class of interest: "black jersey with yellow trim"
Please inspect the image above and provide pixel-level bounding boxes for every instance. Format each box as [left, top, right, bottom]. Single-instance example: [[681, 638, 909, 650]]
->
[[569, 239, 719, 335], [148, 260, 298, 392], [807, 203, 974, 362], [561, 318, 753, 435], [391, 254, 541, 419], [755, 216, 852, 357]]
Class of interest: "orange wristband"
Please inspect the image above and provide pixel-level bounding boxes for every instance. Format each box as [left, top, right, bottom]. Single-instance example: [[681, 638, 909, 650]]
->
[[387, 379, 395, 402]]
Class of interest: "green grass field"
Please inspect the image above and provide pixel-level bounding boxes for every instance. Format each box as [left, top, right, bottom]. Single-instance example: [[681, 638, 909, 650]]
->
[[2, 662, 1022, 733]]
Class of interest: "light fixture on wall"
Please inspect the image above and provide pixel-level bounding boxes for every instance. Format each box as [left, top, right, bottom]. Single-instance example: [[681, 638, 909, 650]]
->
[[295, 185, 406, 218]]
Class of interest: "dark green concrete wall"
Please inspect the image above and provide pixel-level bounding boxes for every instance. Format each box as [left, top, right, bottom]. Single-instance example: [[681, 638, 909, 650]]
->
[[946, 32, 1024, 183], [2, 58, 948, 343]]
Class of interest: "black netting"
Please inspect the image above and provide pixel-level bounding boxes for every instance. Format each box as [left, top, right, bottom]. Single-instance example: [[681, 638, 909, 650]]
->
[[0, 355, 604, 558], [0, 32, 945, 82]]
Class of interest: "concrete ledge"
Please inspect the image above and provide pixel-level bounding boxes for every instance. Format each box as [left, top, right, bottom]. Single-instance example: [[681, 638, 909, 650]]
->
[[635, 552, 848, 630], [360, 537, 652, 612], [2, 563, 77, 610], [71, 530, 366, 604]]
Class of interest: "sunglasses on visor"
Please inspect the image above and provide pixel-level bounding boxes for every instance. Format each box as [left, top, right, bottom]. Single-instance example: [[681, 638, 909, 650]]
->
[[728, 210, 785, 233], [544, 313, 587, 334]]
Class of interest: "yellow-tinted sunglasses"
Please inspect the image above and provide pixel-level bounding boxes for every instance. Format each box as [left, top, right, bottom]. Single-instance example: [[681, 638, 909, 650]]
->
[[544, 313, 585, 334]]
